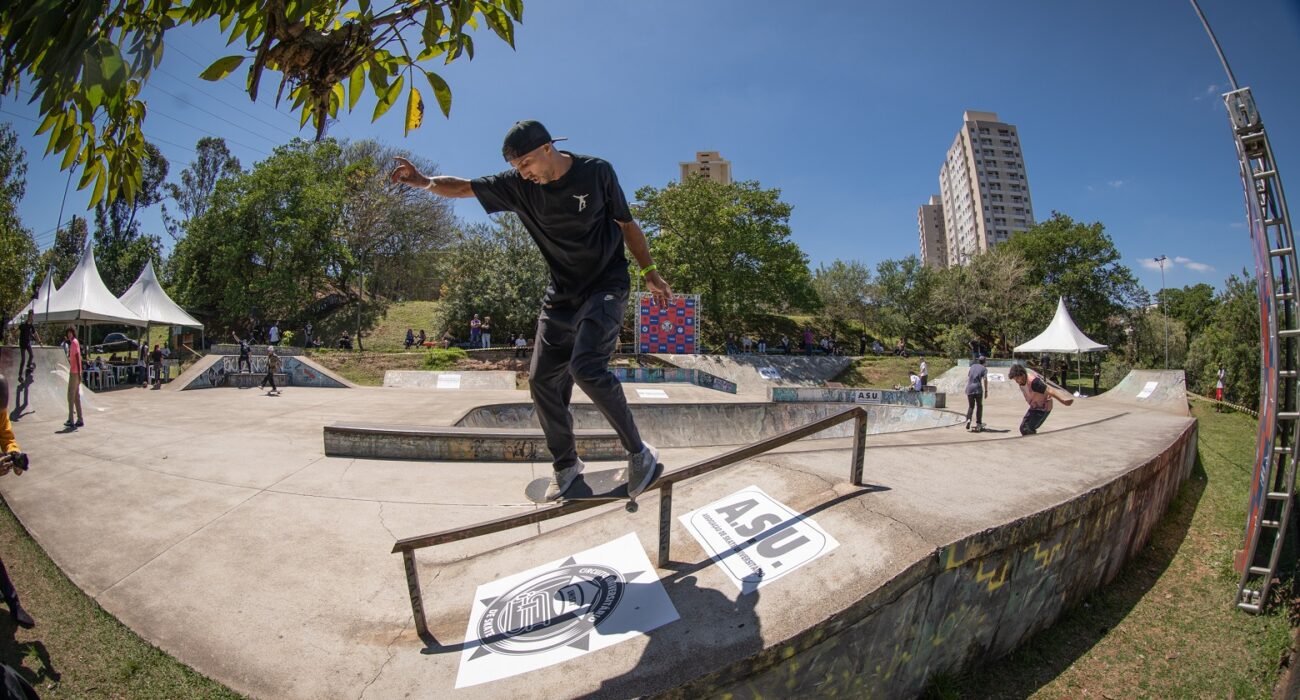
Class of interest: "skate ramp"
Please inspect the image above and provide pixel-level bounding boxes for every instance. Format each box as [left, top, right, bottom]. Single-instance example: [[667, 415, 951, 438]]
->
[[2, 345, 93, 423], [933, 364, 1023, 399], [653, 353, 853, 396], [456, 401, 962, 448], [383, 370, 515, 390], [1096, 369, 1189, 415]]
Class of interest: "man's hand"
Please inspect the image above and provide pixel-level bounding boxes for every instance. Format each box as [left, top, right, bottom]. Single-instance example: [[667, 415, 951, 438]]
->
[[0, 452, 17, 476], [645, 270, 673, 307], [389, 157, 430, 189]]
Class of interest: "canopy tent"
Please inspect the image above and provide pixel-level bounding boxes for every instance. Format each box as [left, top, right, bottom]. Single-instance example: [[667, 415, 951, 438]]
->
[[118, 260, 203, 329], [21, 242, 145, 326], [1014, 297, 1108, 354], [8, 266, 56, 326]]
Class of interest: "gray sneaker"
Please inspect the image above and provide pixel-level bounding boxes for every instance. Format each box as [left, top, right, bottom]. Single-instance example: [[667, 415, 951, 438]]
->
[[627, 443, 660, 498], [544, 461, 585, 501]]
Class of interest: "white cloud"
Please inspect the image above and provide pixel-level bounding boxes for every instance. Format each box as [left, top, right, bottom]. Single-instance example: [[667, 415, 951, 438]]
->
[[1195, 83, 1222, 101], [1108, 179, 1127, 189], [1141, 256, 1215, 273], [1230, 221, 1245, 229]]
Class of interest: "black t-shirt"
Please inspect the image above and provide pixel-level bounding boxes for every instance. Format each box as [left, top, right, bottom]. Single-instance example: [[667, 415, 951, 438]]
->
[[18, 320, 33, 346], [239, 340, 250, 356], [472, 153, 632, 305]]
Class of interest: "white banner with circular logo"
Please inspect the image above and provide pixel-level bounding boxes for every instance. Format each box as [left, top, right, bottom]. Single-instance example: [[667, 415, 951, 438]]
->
[[455, 532, 679, 688]]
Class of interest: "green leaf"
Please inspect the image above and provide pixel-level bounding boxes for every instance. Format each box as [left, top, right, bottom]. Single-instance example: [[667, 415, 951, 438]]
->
[[200, 55, 246, 81], [89, 168, 107, 208], [424, 70, 452, 118], [482, 6, 514, 47], [372, 73, 404, 121], [405, 86, 424, 135], [348, 64, 365, 110]]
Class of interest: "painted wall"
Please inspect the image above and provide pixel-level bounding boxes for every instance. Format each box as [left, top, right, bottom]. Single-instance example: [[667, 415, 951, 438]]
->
[[663, 422, 1198, 698], [183, 356, 347, 389], [770, 387, 945, 409], [610, 367, 738, 394]]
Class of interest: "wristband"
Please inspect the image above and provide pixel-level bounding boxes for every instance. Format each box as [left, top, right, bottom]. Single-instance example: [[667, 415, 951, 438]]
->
[[639, 264, 658, 277]]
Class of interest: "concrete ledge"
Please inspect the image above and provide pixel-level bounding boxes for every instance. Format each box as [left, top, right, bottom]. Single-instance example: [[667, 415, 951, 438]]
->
[[226, 372, 288, 388], [770, 386, 947, 409], [322, 423, 623, 461]]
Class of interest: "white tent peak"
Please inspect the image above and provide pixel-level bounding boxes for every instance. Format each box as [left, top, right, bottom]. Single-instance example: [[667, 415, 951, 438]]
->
[[1014, 297, 1108, 354], [118, 259, 204, 329], [23, 242, 145, 326]]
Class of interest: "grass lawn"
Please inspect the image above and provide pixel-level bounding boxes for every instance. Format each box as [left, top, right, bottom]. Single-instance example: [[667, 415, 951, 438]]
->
[[0, 502, 244, 699], [356, 300, 440, 352], [834, 354, 956, 389], [942, 400, 1294, 698]]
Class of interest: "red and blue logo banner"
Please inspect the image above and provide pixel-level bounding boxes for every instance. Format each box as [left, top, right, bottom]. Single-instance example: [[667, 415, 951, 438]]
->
[[637, 293, 699, 354]]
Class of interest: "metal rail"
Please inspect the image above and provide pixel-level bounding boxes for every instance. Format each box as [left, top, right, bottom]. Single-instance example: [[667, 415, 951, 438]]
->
[[391, 406, 869, 640]]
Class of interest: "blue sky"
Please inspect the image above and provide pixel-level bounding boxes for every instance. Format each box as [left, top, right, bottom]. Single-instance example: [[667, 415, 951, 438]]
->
[[3, 0, 1298, 296]]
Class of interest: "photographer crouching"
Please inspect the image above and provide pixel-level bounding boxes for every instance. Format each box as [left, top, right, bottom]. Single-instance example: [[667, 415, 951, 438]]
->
[[0, 373, 35, 630]]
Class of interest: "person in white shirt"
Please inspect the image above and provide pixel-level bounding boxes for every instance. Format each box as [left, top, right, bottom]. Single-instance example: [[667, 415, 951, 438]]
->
[[909, 373, 922, 392], [919, 357, 929, 388], [268, 323, 280, 345], [1216, 365, 1227, 412]]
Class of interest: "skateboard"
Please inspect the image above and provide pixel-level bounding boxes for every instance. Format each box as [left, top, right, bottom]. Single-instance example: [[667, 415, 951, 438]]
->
[[525, 462, 665, 513], [969, 422, 987, 433]]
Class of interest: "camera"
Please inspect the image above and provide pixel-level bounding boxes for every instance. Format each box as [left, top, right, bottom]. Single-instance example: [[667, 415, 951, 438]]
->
[[6, 452, 28, 475]]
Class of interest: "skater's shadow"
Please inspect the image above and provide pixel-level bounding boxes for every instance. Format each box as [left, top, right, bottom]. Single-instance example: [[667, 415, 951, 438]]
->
[[0, 613, 60, 687], [9, 373, 31, 423]]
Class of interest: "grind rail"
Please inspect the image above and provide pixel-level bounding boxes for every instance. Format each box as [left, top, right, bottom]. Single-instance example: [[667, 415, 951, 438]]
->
[[391, 406, 869, 641]]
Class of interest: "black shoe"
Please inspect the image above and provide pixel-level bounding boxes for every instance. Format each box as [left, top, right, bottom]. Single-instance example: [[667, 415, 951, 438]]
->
[[10, 602, 34, 629], [64, 420, 75, 428], [75, 419, 84, 427]]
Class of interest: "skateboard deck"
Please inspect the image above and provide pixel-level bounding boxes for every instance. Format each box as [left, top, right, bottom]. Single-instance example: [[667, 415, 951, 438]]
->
[[526, 462, 665, 512]]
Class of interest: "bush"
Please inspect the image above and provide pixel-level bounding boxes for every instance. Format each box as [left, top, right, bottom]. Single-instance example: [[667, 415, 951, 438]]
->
[[423, 347, 467, 370], [937, 323, 974, 360]]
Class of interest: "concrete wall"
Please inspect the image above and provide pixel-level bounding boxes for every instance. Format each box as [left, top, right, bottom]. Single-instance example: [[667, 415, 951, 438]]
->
[[610, 367, 738, 394], [665, 421, 1198, 698], [770, 386, 946, 409], [181, 355, 348, 389]]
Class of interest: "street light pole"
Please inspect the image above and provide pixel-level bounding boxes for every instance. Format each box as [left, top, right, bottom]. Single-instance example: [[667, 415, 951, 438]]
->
[[1154, 255, 1169, 369]]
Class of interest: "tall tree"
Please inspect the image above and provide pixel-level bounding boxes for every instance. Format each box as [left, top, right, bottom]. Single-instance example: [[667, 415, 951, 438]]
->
[[163, 137, 242, 241], [1002, 211, 1143, 338], [1186, 272, 1259, 407], [32, 216, 87, 293], [168, 139, 353, 334], [811, 260, 872, 332], [0, 0, 524, 207], [634, 177, 819, 340], [433, 214, 550, 342], [870, 256, 936, 345], [931, 245, 1041, 352], [93, 141, 167, 295], [0, 123, 36, 328], [1156, 283, 1218, 339]]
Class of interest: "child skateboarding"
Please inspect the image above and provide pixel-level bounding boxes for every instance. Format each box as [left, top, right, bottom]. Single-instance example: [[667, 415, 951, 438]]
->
[[1008, 363, 1073, 435], [965, 356, 988, 432], [390, 120, 671, 502]]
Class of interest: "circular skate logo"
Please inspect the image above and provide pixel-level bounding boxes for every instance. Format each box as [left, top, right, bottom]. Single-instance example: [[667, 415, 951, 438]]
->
[[475, 560, 625, 657]]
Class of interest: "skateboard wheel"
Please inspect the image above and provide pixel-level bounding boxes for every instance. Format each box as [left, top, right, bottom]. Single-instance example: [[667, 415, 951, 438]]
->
[[625, 501, 638, 513]]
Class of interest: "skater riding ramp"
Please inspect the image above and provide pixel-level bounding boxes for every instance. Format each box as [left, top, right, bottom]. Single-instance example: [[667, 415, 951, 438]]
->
[[1096, 369, 1189, 416], [1, 345, 92, 423]]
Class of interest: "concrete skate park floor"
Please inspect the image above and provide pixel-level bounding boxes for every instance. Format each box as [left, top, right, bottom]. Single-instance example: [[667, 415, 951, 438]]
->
[[1, 358, 1195, 699]]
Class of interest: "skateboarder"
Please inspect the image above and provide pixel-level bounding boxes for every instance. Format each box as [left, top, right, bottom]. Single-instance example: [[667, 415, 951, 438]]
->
[[17, 309, 35, 378], [965, 356, 988, 431], [1007, 363, 1073, 435], [260, 346, 281, 395], [390, 120, 671, 500]]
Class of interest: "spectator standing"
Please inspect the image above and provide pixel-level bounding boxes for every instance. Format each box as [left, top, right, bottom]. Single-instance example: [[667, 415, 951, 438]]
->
[[918, 356, 929, 389], [1216, 364, 1227, 411], [481, 316, 493, 348], [261, 346, 282, 395], [149, 344, 164, 388], [741, 334, 753, 353], [469, 314, 482, 347], [803, 328, 814, 355], [780, 334, 790, 354], [515, 333, 528, 358], [304, 322, 314, 348], [268, 322, 280, 346], [859, 334, 867, 356], [64, 327, 83, 428], [17, 310, 35, 376], [758, 337, 767, 354], [965, 356, 988, 431], [405, 328, 415, 350]]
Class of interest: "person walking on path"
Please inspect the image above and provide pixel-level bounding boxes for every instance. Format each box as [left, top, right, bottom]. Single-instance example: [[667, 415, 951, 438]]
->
[[232, 331, 253, 373], [390, 120, 671, 501], [17, 310, 35, 377], [1008, 363, 1074, 436], [918, 356, 929, 389], [149, 344, 164, 389], [268, 322, 280, 346], [965, 356, 989, 431], [260, 346, 281, 395], [1216, 364, 1227, 412], [481, 316, 493, 349], [63, 327, 83, 428]]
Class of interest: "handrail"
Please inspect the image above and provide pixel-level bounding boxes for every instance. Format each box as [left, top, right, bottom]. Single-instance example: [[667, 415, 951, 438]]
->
[[392, 405, 869, 641]]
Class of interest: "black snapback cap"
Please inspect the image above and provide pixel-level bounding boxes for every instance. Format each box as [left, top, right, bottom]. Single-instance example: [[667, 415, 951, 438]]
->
[[502, 120, 567, 161]]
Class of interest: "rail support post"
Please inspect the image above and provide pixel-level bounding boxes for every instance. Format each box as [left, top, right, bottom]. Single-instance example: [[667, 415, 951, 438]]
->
[[402, 549, 431, 640], [851, 409, 867, 486], [658, 481, 674, 567]]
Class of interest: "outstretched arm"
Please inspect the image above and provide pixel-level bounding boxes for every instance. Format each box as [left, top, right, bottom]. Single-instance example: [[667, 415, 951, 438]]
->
[[389, 157, 474, 198], [618, 219, 672, 306]]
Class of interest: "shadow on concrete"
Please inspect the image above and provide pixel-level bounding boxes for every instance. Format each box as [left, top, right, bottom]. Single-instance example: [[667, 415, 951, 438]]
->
[[950, 452, 1208, 698], [9, 373, 30, 423]]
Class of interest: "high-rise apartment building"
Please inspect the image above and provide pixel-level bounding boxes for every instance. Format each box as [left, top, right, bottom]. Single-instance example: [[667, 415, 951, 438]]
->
[[917, 195, 947, 269], [680, 151, 732, 184], [936, 111, 1035, 267]]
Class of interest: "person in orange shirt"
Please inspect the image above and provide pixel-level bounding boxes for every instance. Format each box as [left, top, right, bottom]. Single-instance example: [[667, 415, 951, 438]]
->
[[64, 326, 84, 428], [0, 373, 36, 629]]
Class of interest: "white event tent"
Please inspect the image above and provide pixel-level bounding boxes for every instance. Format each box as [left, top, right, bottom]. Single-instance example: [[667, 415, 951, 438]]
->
[[15, 243, 145, 327], [8, 266, 56, 325], [118, 260, 203, 329], [1014, 297, 1108, 392]]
